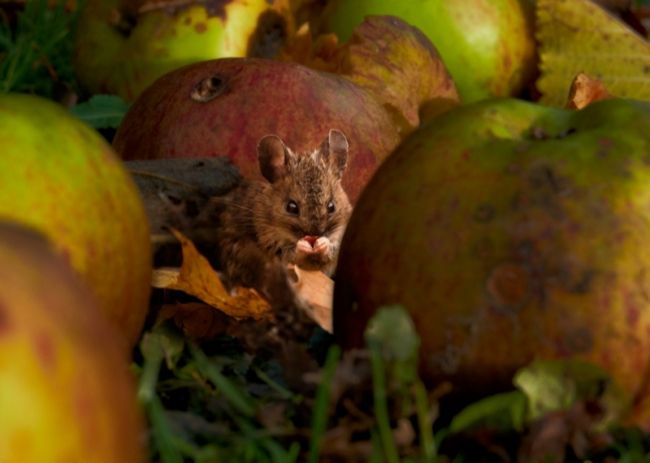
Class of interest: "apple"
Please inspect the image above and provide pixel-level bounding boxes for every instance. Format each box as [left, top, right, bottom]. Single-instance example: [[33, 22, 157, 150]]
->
[[333, 97, 650, 429], [112, 57, 403, 204], [0, 221, 145, 462], [74, 0, 293, 101], [0, 93, 151, 347], [321, 0, 536, 103]]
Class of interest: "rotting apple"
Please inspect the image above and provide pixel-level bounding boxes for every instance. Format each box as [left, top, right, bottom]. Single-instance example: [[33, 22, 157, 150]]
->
[[321, 0, 536, 103], [0, 221, 145, 463], [0, 93, 151, 347], [112, 57, 402, 204], [333, 97, 650, 429], [113, 16, 459, 204], [74, 0, 293, 101]]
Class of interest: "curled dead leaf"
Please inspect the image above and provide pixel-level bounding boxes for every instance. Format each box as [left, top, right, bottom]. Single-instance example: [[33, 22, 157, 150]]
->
[[566, 73, 613, 110], [280, 16, 460, 135], [151, 229, 333, 332], [151, 228, 273, 320]]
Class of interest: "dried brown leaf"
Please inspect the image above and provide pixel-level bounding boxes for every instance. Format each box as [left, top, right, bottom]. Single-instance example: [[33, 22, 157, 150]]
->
[[152, 228, 273, 320], [566, 73, 613, 109], [288, 264, 333, 332]]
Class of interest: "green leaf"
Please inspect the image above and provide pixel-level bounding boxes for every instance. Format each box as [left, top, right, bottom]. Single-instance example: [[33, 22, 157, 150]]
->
[[449, 390, 528, 433], [69, 94, 130, 129], [514, 359, 630, 425]]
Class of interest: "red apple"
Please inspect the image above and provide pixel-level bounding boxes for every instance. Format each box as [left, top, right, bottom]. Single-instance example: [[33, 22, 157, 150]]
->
[[113, 58, 402, 203]]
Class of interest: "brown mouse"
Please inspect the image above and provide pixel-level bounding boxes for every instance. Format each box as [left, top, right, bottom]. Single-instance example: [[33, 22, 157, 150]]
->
[[213, 129, 352, 302]]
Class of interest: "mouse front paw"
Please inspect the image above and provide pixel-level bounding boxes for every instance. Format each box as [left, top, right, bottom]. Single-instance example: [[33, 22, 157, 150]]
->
[[313, 236, 333, 257], [294, 236, 335, 271]]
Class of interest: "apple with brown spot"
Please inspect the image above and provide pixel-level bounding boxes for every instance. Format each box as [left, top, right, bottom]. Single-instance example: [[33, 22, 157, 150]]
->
[[334, 97, 650, 429], [112, 57, 402, 204], [0, 221, 145, 463]]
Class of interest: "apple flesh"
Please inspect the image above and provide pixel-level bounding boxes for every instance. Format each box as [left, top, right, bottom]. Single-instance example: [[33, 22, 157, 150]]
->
[[74, 0, 293, 101], [112, 58, 402, 204], [321, 0, 536, 103], [334, 97, 650, 429], [0, 221, 145, 463], [0, 93, 151, 347]]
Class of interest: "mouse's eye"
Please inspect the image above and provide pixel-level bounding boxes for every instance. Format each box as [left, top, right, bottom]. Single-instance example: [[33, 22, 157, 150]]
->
[[286, 200, 299, 215], [327, 200, 336, 214]]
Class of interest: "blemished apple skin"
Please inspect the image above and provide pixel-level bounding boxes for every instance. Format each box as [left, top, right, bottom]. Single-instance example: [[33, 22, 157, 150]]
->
[[112, 58, 402, 204], [0, 93, 152, 347], [334, 97, 650, 429], [74, 0, 293, 101], [0, 221, 146, 463]]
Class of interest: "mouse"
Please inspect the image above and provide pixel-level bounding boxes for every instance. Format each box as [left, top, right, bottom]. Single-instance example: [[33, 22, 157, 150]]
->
[[212, 129, 352, 303]]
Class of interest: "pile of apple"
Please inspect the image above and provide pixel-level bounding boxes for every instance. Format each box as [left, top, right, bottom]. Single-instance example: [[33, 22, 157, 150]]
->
[[100, 0, 650, 430], [4, 0, 650, 457], [0, 94, 150, 460]]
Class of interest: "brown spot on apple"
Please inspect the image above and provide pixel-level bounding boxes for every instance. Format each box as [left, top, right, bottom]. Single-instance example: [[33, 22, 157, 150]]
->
[[561, 326, 593, 354], [0, 301, 9, 336], [191, 75, 227, 102], [34, 331, 57, 372], [487, 262, 530, 311], [194, 22, 207, 34]]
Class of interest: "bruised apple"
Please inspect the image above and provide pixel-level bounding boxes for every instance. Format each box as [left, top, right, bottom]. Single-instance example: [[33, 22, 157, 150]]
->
[[334, 97, 650, 429], [74, 0, 293, 101], [0, 221, 145, 462], [0, 93, 151, 347], [113, 58, 402, 203]]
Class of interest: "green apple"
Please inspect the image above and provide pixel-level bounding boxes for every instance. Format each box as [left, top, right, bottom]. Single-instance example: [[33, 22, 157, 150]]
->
[[0, 221, 145, 463], [74, 0, 293, 101], [334, 97, 650, 429], [0, 93, 151, 347], [321, 0, 536, 103]]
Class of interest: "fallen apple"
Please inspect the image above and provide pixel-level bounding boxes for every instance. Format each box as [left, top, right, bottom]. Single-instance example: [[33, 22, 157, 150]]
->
[[0, 93, 151, 347], [112, 57, 402, 204], [321, 0, 536, 103], [333, 97, 650, 429], [0, 221, 145, 462], [74, 0, 293, 101]]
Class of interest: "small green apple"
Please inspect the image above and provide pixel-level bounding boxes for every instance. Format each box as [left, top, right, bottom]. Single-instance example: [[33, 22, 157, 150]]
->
[[334, 97, 650, 429], [0, 93, 151, 347], [322, 0, 536, 103], [74, 0, 293, 101]]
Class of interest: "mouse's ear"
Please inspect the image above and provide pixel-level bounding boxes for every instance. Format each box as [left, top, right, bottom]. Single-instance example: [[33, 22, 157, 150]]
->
[[258, 135, 289, 183], [322, 129, 348, 179]]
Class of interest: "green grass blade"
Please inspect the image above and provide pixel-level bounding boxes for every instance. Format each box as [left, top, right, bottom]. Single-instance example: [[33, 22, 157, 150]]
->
[[190, 344, 256, 417], [307, 345, 341, 463]]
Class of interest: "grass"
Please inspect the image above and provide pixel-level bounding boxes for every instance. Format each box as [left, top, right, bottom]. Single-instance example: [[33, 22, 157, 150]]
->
[[0, 0, 79, 99]]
